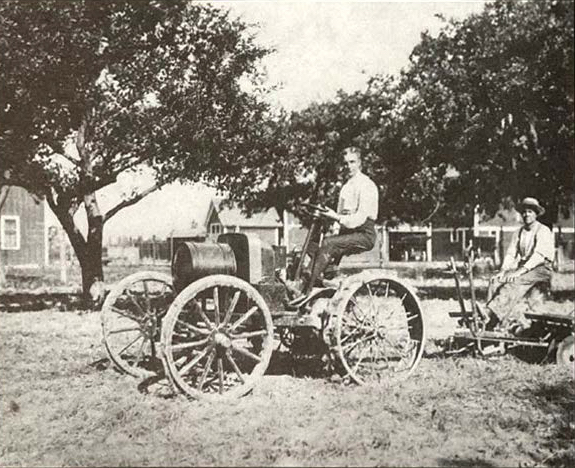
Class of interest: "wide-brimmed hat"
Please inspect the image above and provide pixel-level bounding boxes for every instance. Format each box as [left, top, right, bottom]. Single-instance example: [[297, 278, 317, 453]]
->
[[519, 197, 545, 216]]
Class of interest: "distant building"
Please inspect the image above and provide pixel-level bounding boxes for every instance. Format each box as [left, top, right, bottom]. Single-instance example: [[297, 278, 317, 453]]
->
[[474, 207, 523, 264], [202, 198, 574, 269], [555, 210, 575, 265], [0, 186, 48, 268], [475, 206, 575, 268], [205, 198, 282, 246]]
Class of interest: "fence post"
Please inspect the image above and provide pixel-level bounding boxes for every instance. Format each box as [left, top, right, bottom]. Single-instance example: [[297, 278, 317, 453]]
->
[[59, 228, 67, 284], [380, 226, 389, 264], [426, 224, 433, 262], [170, 231, 174, 263]]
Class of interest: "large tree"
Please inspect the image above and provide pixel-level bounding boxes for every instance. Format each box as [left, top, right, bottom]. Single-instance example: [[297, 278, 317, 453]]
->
[[401, 0, 574, 225], [0, 0, 269, 299]]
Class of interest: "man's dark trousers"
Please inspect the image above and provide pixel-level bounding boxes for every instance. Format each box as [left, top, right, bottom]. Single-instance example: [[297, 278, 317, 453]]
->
[[307, 219, 376, 291]]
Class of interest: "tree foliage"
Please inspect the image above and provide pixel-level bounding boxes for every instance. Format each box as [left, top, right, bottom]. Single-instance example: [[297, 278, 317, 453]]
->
[[232, 0, 573, 228], [402, 0, 574, 224], [0, 0, 270, 297]]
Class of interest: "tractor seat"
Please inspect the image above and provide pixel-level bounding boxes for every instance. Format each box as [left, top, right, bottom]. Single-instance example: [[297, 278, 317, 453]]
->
[[529, 280, 551, 297]]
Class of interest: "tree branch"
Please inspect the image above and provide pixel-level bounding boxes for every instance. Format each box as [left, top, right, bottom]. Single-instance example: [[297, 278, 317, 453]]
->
[[103, 183, 160, 222], [526, 113, 542, 157], [55, 150, 82, 167], [0, 186, 11, 212], [419, 198, 442, 225]]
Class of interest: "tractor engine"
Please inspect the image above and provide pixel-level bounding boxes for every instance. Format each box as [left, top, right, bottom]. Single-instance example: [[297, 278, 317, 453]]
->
[[171, 233, 278, 292]]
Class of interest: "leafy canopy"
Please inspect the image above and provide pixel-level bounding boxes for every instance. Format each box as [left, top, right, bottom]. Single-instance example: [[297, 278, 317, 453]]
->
[[0, 0, 270, 211], [230, 0, 574, 226], [402, 0, 574, 223]]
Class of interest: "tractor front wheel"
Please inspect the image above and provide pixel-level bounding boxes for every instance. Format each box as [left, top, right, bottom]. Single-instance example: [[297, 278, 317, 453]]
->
[[161, 275, 274, 400]]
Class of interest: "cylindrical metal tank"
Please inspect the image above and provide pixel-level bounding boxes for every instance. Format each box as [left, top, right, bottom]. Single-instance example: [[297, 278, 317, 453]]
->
[[172, 242, 237, 292]]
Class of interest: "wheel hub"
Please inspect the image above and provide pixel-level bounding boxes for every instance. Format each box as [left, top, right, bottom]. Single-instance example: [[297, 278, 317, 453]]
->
[[143, 315, 157, 337], [213, 331, 232, 350]]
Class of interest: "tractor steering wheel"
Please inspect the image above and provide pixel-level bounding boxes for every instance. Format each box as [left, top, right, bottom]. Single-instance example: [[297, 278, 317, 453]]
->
[[300, 202, 331, 219]]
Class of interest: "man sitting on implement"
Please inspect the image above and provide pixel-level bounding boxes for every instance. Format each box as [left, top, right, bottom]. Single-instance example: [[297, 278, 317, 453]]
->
[[485, 197, 555, 334]]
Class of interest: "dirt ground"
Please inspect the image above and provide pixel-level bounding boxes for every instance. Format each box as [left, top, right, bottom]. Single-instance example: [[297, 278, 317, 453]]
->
[[1, 300, 573, 467]]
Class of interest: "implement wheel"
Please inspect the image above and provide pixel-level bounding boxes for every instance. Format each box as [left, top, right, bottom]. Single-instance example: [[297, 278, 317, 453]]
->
[[556, 334, 574, 366], [330, 272, 425, 385], [161, 275, 274, 400], [101, 271, 174, 377]]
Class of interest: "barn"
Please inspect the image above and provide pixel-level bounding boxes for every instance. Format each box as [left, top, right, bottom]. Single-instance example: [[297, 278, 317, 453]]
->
[[0, 186, 47, 268]]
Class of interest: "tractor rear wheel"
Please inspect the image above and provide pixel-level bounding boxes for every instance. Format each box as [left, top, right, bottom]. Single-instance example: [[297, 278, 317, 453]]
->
[[556, 334, 574, 366], [161, 275, 274, 400], [329, 272, 425, 385], [101, 271, 174, 377]]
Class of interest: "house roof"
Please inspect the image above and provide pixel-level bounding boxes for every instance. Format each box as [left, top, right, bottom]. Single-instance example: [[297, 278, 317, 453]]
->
[[206, 198, 282, 228]]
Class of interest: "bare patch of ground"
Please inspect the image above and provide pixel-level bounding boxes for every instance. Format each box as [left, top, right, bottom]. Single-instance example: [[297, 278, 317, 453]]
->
[[1, 302, 573, 467]]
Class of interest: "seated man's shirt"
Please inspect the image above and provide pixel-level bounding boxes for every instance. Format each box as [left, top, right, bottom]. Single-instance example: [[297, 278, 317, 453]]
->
[[501, 220, 555, 271], [337, 172, 378, 229]]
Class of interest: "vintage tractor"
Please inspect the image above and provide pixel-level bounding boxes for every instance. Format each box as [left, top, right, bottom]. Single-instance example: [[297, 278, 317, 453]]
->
[[101, 204, 426, 400]]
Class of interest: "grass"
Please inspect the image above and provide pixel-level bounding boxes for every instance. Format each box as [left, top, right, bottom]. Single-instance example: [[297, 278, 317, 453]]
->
[[2, 262, 573, 293], [1, 301, 573, 467]]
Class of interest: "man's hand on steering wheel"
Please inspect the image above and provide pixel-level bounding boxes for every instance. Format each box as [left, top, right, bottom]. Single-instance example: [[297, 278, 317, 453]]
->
[[321, 206, 340, 222], [300, 202, 341, 223]]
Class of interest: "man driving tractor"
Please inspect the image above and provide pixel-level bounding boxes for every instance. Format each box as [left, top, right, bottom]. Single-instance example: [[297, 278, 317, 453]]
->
[[290, 147, 379, 304]]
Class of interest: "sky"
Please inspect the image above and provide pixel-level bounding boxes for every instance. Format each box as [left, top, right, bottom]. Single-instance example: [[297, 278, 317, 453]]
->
[[223, 0, 485, 111], [61, 1, 486, 242]]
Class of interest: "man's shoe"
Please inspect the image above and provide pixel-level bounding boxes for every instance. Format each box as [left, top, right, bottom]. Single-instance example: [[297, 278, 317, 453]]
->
[[288, 293, 309, 308], [287, 287, 325, 308], [484, 314, 500, 331], [507, 318, 532, 337], [284, 279, 304, 298], [321, 277, 341, 289]]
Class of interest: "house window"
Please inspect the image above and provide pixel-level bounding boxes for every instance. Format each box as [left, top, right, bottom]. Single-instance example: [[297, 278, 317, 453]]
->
[[1, 215, 20, 250], [210, 223, 222, 235]]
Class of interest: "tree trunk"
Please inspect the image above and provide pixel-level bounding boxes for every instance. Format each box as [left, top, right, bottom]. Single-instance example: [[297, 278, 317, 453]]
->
[[49, 195, 105, 308], [47, 117, 107, 307], [78, 241, 104, 302]]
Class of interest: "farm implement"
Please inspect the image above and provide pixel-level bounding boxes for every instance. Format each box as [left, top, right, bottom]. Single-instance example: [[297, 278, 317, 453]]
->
[[445, 253, 574, 365], [101, 203, 426, 400]]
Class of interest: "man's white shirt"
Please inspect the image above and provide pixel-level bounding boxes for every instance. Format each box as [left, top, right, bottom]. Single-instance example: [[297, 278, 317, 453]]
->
[[501, 221, 555, 271], [337, 172, 379, 229]]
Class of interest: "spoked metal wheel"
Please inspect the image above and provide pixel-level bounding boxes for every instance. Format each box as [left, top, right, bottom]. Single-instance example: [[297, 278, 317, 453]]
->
[[330, 272, 425, 385], [161, 275, 274, 400], [556, 334, 574, 366], [101, 271, 174, 378]]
